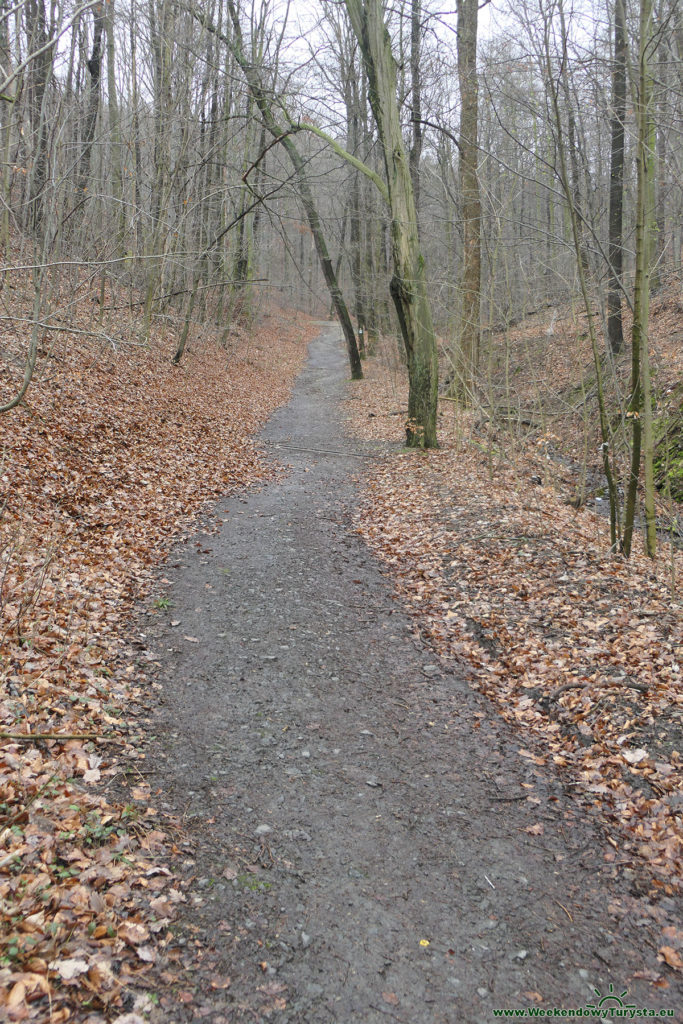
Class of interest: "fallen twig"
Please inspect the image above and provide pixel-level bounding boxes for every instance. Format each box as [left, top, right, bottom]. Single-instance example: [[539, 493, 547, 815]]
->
[[546, 678, 649, 702], [264, 441, 376, 459], [554, 900, 573, 922], [0, 732, 126, 743]]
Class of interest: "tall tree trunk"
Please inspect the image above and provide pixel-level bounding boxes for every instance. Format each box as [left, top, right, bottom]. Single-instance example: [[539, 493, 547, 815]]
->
[[249, 123, 267, 272], [345, 0, 438, 446], [456, 0, 481, 400], [232, 90, 256, 300], [347, 74, 366, 349], [24, 0, 53, 230], [77, 1, 104, 193], [545, 13, 620, 550], [624, 0, 657, 557], [105, 0, 123, 251], [409, 0, 422, 219], [607, 0, 626, 354], [129, 9, 143, 254], [558, 0, 589, 275], [0, 0, 16, 256]]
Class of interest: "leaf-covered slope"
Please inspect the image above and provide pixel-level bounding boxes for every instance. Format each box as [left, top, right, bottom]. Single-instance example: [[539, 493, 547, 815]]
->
[[346, 343, 683, 910], [0, 305, 315, 1021]]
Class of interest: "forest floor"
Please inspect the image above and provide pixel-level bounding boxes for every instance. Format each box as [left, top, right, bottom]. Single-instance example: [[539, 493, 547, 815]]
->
[[346, 307, 683, 907], [0, 288, 315, 1021], [1, 305, 681, 1022]]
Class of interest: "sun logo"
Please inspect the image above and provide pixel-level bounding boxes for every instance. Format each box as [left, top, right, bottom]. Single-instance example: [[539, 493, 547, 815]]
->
[[585, 984, 636, 1014]]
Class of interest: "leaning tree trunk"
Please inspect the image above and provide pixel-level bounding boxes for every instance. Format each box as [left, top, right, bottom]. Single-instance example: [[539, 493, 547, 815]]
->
[[344, 0, 438, 447], [224, 0, 363, 380]]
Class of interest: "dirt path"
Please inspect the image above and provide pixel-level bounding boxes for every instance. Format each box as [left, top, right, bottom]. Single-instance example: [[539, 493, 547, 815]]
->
[[142, 326, 681, 1023]]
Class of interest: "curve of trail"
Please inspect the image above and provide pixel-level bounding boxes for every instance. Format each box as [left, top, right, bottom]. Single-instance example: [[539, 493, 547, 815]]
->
[[146, 325, 679, 1023]]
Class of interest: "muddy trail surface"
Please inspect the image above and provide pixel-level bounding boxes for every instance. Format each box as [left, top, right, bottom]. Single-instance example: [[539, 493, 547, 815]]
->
[[140, 326, 681, 1023]]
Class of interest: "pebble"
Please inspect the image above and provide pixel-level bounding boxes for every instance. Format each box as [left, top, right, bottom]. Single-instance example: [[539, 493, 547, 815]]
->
[[515, 949, 528, 961], [477, 987, 489, 998], [423, 665, 439, 676], [284, 829, 312, 842], [255, 824, 273, 836], [301, 931, 312, 949], [302, 750, 311, 758]]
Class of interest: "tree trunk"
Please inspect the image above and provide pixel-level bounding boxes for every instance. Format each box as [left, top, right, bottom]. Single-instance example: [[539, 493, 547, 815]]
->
[[456, 0, 481, 399], [624, 0, 657, 557], [545, 12, 620, 550], [0, 0, 15, 256], [558, 0, 589, 276], [129, 8, 143, 254], [105, 0, 123, 251], [347, 76, 366, 350], [345, 0, 438, 447], [77, 1, 104, 193], [24, 0, 53, 230], [149, 0, 172, 236], [409, 0, 422, 220], [607, 0, 626, 354]]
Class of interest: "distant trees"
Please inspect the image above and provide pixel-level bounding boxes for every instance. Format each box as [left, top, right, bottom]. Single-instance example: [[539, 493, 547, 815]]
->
[[2, 0, 679, 333], [223, 0, 363, 379], [1, 0, 678, 546]]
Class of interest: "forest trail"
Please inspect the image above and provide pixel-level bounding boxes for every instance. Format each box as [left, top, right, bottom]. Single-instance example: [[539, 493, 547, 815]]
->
[[142, 326, 681, 1023]]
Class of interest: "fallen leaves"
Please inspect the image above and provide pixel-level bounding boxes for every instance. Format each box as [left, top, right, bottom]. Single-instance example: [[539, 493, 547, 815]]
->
[[51, 959, 89, 981], [658, 946, 683, 971], [348, 336, 683, 904], [622, 748, 649, 765], [0, 274, 315, 1020], [118, 921, 150, 947], [209, 975, 232, 989]]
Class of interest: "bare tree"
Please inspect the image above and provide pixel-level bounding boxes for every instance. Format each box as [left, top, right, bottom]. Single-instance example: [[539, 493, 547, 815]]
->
[[455, 0, 481, 399], [344, 0, 438, 447], [624, 0, 658, 557], [77, 1, 104, 192], [607, 0, 627, 354]]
